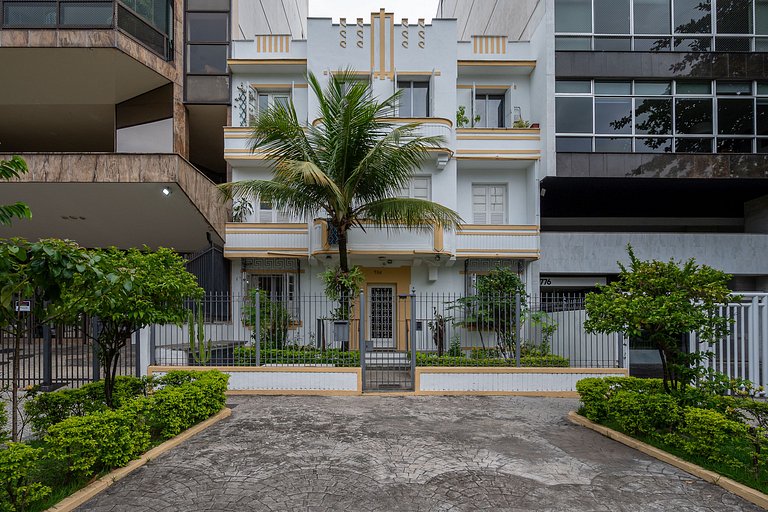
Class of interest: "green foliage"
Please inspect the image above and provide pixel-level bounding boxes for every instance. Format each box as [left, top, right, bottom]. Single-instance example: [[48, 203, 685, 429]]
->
[[456, 105, 480, 128], [0, 156, 32, 227], [415, 352, 570, 368], [512, 119, 531, 129], [242, 288, 290, 349], [0, 443, 51, 512], [575, 376, 665, 422], [62, 247, 203, 407], [0, 400, 8, 444], [319, 266, 364, 319], [219, 70, 461, 273], [447, 333, 462, 357], [527, 311, 557, 355], [584, 245, 733, 393], [606, 390, 681, 436], [676, 407, 751, 471], [188, 302, 212, 365], [234, 347, 360, 367]]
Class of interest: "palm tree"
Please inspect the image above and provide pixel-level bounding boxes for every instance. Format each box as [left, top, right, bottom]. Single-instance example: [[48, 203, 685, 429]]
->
[[220, 71, 461, 275], [0, 156, 31, 226]]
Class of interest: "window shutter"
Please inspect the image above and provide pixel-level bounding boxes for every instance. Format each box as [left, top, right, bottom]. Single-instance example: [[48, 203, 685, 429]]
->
[[412, 177, 430, 200], [489, 185, 506, 224], [258, 201, 273, 223], [472, 185, 487, 224]]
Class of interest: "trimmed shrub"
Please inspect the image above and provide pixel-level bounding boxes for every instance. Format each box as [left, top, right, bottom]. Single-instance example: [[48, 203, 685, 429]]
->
[[606, 390, 681, 436], [677, 407, 752, 471], [576, 376, 665, 422], [0, 443, 51, 512], [234, 347, 360, 367], [415, 353, 570, 368]]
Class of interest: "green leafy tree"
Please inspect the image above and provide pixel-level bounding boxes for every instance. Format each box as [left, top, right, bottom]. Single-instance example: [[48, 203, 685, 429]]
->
[[0, 156, 32, 226], [0, 238, 95, 441], [242, 288, 290, 350], [584, 245, 733, 394], [220, 70, 461, 282], [63, 247, 203, 408]]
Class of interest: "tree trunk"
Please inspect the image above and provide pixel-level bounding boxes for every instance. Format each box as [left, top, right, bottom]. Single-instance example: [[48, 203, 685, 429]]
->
[[337, 226, 349, 273]]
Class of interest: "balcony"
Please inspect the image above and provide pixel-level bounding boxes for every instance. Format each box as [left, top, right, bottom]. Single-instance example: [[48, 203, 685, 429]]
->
[[310, 220, 442, 258], [456, 128, 540, 161], [228, 36, 307, 73], [455, 225, 540, 259], [224, 223, 309, 259], [0, 0, 173, 61]]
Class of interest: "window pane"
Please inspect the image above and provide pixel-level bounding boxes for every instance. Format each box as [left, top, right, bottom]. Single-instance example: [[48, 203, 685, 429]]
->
[[675, 98, 713, 134], [758, 138, 768, 152], [479, 94, 504, 128], [759, 83, 768, 95], [635, 98, 673, 134], [258, 93, 268, 113], [674, 0, 711, 33], [595, 81, 632, 95], [716, 81, 752, 95], [187, 12, 228, 42], [556, 80, 591, 93], [717, 98, 754, 134], [555, 0, 591, 32], [595, 98, 633, 134], [636, 138, 673, 152], [555, 36, 592, 49], [397, 81, 412, 117], [757, 99, 768, 135], [595, 138, 632, 152], [186, 44, 227, 74], [716, 0, 752, 34], [412, 82, 429, 117], [676, 81, 712, 94], [674, 37, 712, 50], [594, 37, 631, 50], [556, 97, 593, 133], [635, 82, 672, 95], [634, 37, 672, 51], [715, 37, 751, 51], [634, 0, 671, 33], [595, 0, 630, 33], [676, 138, 713, 152], [187, 0, 230, 11], [717, 138, 753, 152], [758, 37, 768, 49], [556, 137, 592, 151], [758, 0, 768, 34]]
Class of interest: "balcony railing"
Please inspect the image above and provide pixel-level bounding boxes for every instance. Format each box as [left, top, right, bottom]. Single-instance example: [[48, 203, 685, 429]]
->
[[0, 0, 172, 60]]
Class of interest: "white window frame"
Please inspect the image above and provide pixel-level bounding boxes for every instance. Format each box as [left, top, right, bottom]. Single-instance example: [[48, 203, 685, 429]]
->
[[472, 184, 507, 225], [397, 176, 432, 200], [474, 92, 506, 128], [396, 80, 430, 117], [248, 88, 291, 124], [256, 200, 290, 223]]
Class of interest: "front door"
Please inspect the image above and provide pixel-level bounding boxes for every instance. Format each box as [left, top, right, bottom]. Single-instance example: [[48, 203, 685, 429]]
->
[[368, 285, 396, 349]]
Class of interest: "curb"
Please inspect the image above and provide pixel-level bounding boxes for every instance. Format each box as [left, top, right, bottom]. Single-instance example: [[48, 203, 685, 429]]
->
[[46, 407, 232, 512], [568, 411, 768, 510]]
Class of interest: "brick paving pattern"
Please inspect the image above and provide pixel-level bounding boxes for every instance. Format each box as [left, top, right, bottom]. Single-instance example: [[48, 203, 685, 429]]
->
[[78, 396, 762, 511]]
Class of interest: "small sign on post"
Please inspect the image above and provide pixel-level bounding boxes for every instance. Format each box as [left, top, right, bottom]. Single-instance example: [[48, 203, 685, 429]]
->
[[15, 300, 31, 313]]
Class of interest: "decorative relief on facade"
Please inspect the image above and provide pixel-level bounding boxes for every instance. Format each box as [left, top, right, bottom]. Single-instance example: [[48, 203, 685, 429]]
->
[[356, 18, 364, 48], [418, 18, 425, 48], [370, 9, 394, 78], [339, 18, 347, 48], [242, 258, 299, 271], [255, 34, 291, 53], [401, 18, 409, 48], [472, 36, 507, 54], [234, 83, 249, 127]]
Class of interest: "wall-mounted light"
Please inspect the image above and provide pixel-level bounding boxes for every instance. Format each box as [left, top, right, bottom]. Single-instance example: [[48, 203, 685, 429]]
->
[[162, 187, 172, 196]]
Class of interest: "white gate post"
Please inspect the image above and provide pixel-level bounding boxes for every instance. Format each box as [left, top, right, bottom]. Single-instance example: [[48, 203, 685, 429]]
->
[[138, 326, 152, 377]]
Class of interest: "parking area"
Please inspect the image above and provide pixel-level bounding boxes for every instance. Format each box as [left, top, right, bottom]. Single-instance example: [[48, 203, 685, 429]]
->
[[79, 395, 760, 511]]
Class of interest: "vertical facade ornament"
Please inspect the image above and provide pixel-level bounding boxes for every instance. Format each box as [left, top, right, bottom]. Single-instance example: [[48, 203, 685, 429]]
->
[[356, 18, 364, 48], [402, 18, 409, 48], [418, 18, 426, 48], [339, 18, 347, 48]]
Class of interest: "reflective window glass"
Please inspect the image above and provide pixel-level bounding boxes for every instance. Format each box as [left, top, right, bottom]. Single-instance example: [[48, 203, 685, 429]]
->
[[594, 0, 630, 33], [717, 138, 753, 152], [187, 12, 228, 42], [476, 94, 504, 128], [556, 97, 593, 133], [676, 138, 713, 152], [757, 0, 768, 34], [635, 82, 672, 95], [635, 98, 673, 135], [676, 81, 712, 94], [595, 81, 632, 95], [556, 137, 592, 151], [634, 0, 671, 33], [556, 80, 591, 93], [636, 138, 673, 152], [758, 138, 768, 152], [555, 0, 591, 32], [757, 38, 768, 49], [186, 44, 227, 74], [595, 137, 632, 152], [673, 0, 711, 33], [758, 83, 768, 95], [757, 99, 768, 135], [674, 37, 712, 50], [594, 37, 632, 50], [715, 37, 751, 50], [595, 97, 633, 134], [634, 37, 672, 51], [675, 98, 713, 134], [555, 36, 592, 50], [717, 98, 754, 134], [716, 0, 752, 34], [717, 82, 752, 95]]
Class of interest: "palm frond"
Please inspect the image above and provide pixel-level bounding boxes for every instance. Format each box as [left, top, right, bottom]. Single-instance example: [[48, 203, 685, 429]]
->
[[0, 203, 32, 226], [0, 155, 28, 181], [357, 198, 463, 232], [218, 179, 328, 219]]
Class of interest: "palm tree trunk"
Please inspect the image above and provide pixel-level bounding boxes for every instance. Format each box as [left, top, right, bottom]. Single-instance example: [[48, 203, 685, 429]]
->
[[337, 226, 350, 273]]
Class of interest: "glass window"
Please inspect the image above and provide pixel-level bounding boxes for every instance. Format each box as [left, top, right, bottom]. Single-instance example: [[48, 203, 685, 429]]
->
[[635, 98, 673, 134], [594, 0, 630, 33], [676, 81, 712, 94], [673, 0, 711, 33], [187, 12, 228, 42], [475, 94, 505, 128], [758, 83, 768, 95], [758, 138, 768, 152], [555, 36, 592, 50], [398, 81, 429, 117], [186, 44, 227, 74], [555, 0, 591, 32], [757, 37, 768, 49], [187, 0, 229, 11], [757, 99, 768, 135], [635, 82, 672, 95], [595, 81, 632, 95], [594, 37, 632, 50], [715, 36, 751, 50], [634, 0, 671, 33], [636, 138, 673, 152], [595, 97, 633, 134], [556, 97, 593, 133], [757, 0, 768, 34], [717, 82, 752, 95], [717, 138, 753, 152], [717, 98, 754, 134], [556, 137, 592, 151], [398, 177, 431, 199], [716, 0, 752, 34], [595, 137, 632, 152], [472, 185, 506, 224], [676, 138, 713, 152], [674, 36, 712, 50], [556, 80, 591, 93], [634, 37, 672, 51], [675, 98, 713, 134]]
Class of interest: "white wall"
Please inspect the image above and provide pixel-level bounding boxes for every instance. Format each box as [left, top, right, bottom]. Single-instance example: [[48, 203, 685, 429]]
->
[[116, 118, 173, 153], [457, 167, 531, 224]]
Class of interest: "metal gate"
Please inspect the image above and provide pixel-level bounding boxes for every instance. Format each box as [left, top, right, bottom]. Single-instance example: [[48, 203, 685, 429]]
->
[[361, 292, 416, 391]]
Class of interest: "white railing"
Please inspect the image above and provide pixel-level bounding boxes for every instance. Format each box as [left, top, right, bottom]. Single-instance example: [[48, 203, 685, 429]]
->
[[455, 225, 539, 259], [224, 223, 309, 258]]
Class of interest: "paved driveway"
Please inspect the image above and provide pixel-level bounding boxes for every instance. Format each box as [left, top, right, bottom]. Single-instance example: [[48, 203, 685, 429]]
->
[[79, 396, 761, 511]]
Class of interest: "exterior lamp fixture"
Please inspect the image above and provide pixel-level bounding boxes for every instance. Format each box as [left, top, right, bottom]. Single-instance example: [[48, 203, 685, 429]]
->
[[162, 187, 172, 196]]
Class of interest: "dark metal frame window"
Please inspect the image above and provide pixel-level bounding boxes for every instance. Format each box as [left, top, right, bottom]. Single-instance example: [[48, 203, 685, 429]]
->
[[475, 93, 506, 128], [184, 0, 230, 104], [555, 0, 768, 51], [396, 81, 430, 117], [556, 78, 766, 153]]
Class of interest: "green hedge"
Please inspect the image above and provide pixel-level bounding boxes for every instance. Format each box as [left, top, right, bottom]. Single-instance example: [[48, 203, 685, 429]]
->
[[0, 443, 51, 512], [575, 376, 665, 422], [415, 353, 570, 368], [234, 347, 360, 367]]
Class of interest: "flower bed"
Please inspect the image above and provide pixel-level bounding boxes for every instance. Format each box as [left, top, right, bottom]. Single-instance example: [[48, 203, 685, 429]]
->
[[1, 370, 229, 512]]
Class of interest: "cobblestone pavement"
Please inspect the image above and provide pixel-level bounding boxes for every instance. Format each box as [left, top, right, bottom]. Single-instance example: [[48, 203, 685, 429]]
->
[[78, 396, 762, 511]]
